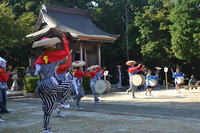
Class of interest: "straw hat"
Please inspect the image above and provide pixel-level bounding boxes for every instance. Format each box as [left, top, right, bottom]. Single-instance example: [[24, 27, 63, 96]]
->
[[126, 60, 136, 66], [32, 37, 61, 48], [71, 61, 86, 67], [87, 65, 99, 71], [155, 67, 162, 70]]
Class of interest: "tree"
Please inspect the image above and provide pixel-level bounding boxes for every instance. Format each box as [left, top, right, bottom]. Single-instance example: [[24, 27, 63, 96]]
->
[[0, 2, 36, 67], [133, 0, 174, 67], [170, 0, 200, 60]]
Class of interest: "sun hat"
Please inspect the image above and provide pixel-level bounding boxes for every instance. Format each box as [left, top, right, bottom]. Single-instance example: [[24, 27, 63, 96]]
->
[[71, 61, 86, 67], [0, 57, 6, 67], [32, 37, 61, 48], [116, 65, 122, 67], [126, 60, 136, 66], [155, 67, 162, 70], [87, 65, 99, 71]]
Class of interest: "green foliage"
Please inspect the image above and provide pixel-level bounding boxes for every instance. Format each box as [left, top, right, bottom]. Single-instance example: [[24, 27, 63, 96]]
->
[[0, 2, 18, 47], [82, 75, 90, 91], [0, 2, 37, 67], [169, 0, 200, 60], [16, 67, 26, 74], [23, 76, 39, 93], [0, 0, 200, 80], [133, 0, 174, 66]]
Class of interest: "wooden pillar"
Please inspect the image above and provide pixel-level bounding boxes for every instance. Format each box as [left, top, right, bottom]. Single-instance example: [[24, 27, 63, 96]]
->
[[80, 42, 83, 61], [84, 47, 88, 68], [98, 42, 101, 66]]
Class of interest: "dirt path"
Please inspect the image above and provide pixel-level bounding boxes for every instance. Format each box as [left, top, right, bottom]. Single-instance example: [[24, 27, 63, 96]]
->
[[0, 86, 200, 133]]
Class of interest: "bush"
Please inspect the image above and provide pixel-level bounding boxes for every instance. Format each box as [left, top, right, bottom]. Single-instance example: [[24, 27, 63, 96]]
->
[[23, 76, 39, 93], [16, 67, 26, 77], [82, 75, 90, 91], [16, 67, 26, 74]]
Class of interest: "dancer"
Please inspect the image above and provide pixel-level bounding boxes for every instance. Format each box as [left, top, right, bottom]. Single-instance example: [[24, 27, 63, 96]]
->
[[145, 69, 158, 97], [65, 67, 76, 102], [72, 61, 90, 110], [172, 68, 184, 93], [87, 65, 101, 104], [125, 60, 144, 98], [55, 53, 72, 117], [155, 67, 162, 89], [34, 33, 71, 133], [0, 57, 12, 114]]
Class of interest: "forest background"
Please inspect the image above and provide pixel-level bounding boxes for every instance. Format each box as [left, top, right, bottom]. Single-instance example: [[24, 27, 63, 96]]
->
[[0, 0, 199, 85]]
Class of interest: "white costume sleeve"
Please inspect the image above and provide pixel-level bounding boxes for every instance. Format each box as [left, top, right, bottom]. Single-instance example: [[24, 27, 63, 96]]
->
[[34, 64, 41, 75]]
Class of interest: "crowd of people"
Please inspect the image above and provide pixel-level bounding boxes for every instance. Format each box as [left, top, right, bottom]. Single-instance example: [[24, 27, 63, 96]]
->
[[116, 60, 199, 98], [0, 33, 199, 133]]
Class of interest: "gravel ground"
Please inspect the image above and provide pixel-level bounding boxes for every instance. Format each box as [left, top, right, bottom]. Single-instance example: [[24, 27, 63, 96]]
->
[[0, 86, 200, 133]]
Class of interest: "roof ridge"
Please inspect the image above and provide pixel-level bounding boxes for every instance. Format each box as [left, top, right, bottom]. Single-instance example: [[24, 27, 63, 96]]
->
[[43, 3, 88, 16]]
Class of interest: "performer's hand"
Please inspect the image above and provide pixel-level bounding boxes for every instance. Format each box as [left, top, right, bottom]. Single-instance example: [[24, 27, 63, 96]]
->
[[61, 33, 67, 44], [7, 66, 12, 72], [4, 88, 9, 91]]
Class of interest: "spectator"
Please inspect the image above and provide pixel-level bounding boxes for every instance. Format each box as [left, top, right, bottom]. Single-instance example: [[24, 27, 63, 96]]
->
[[0, 57, 12, 114], [188, 75, 198, 89]]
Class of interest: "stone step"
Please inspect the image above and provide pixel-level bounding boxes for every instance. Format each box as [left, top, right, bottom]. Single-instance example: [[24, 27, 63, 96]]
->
[[7, 91, 24, 97]]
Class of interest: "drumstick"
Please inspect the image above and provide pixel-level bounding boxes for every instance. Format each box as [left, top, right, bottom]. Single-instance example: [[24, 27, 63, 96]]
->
[[171, 68, 174, 74], [66, 50, 73, 60], [180, 71, 186, 76]]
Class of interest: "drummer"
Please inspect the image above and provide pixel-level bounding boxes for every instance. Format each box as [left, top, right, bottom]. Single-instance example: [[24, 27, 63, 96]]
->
[[145, 69, 158, 97], [125, 60, 144, 98], [72, 61, 90, 110], [155, 67, 162, 90], [172, 68, 184, 93], [87, 65, 102, 104]]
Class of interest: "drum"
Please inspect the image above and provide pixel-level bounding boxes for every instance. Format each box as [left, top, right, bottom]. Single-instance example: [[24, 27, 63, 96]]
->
[[104, 80, 111, 94], [149, 79, 157, 87], [94, 80, 108, 94], [176, 77, 184, 84], [131, 74, 145, 86]]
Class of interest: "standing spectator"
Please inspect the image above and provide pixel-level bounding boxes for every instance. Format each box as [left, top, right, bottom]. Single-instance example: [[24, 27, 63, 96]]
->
[[116, 65, 123, 89], [0, 57, 12, 114]]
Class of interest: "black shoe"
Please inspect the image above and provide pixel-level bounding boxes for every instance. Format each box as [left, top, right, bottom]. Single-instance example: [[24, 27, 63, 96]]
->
[[4, 111, 11, 113], [0, 111, 4, 114]]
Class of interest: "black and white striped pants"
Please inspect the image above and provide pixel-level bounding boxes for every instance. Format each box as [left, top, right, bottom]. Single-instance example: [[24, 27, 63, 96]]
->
[[36, 81, 71, 130]]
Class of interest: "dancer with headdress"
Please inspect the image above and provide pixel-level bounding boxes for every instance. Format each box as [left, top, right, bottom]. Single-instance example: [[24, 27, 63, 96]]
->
[[55, 52, 72, 117], [125, 60, 144, 98], [72, 61, 90, 110], [87, 65, 101, 104], [33, 33, 71, 133]]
